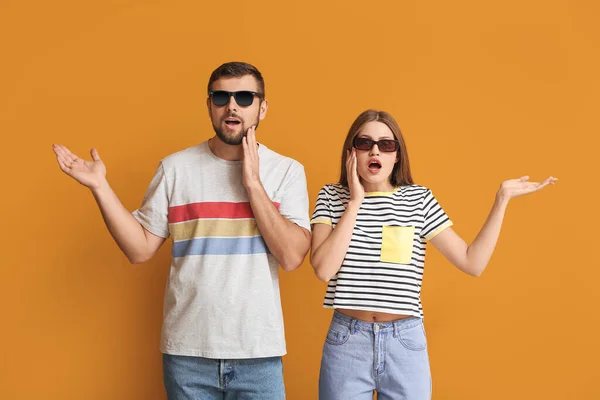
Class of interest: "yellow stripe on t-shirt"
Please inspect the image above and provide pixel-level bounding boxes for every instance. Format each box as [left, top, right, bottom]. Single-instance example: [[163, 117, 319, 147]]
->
[[425, 220, 454, 240], [310, 217, 332, 226], [170, 219, 260, 241]]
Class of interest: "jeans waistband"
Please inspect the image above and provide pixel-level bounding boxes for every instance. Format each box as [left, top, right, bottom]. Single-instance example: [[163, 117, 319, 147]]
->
[[332, 310, 423, 336]]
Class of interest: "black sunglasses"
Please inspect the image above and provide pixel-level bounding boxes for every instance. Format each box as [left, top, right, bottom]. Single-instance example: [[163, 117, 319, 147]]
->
[[353, 137, 400, 152], [209, 90, 263, 107]]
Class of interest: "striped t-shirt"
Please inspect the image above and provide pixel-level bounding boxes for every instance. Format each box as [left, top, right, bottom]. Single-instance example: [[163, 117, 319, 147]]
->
[[310, 183, 452, 318], [133, 141, 310, 359]]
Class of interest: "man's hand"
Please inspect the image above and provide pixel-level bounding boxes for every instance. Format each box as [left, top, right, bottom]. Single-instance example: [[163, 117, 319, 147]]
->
[[53, 144, 107, 190], [242, 126, 261, 190]]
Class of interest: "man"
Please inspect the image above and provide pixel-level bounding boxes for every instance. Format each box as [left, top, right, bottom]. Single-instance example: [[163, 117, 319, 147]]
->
[[52, 62, 311, 399]]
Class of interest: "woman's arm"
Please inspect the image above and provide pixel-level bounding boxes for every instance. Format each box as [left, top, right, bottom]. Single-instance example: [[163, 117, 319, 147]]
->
[[430, 175, 557, 277], [310, 149, 364, 282]]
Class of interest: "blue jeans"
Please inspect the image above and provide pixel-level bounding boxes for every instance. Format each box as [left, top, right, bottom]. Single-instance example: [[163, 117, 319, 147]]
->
[[319, 311, 432, 400], [163, 354, 285, 400]]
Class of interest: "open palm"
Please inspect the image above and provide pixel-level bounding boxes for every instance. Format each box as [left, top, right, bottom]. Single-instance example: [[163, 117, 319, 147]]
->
[[498, 175, 557, 200], [52, 144, 106, 189]]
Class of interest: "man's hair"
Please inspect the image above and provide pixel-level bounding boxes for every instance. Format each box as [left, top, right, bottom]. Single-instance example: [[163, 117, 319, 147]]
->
[[207, 62, 265, 96]]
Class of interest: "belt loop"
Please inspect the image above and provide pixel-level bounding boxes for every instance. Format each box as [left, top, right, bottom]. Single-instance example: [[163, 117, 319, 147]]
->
[[350, 319, 357, 335], [393, 321, 399, 338]]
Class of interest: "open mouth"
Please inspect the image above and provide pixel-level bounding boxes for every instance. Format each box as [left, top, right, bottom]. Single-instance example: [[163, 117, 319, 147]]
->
[[368, 160, 382, 171], [225, 118, 241, 128]]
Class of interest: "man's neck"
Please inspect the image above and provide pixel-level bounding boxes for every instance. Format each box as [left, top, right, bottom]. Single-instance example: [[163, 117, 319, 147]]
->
[[208, 136, 243, 161]]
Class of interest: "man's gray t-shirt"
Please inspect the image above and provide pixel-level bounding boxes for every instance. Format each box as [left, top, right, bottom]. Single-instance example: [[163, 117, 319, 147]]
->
[[133, 141, 310, 358]]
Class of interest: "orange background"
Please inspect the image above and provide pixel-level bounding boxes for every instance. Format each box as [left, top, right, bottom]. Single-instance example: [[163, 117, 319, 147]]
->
[[1, 1, 598, 399]]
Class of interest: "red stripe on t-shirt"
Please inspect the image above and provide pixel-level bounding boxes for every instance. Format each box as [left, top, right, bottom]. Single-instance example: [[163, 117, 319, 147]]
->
[[168, 202, 281, 223]]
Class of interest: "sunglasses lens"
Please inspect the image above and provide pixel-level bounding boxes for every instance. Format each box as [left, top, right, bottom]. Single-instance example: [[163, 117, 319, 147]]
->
[[234, 91, 255, 107], [354, 138, 373, 150], [379, 140, 399, 152], [211, 91, 229, 106]]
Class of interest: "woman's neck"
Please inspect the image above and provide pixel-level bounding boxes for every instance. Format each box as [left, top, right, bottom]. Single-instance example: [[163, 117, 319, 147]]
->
[[361, 179, 396, 194]]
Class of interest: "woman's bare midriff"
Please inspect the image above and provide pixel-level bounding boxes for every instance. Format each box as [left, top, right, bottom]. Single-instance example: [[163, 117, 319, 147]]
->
[[337, 308, 412, 322]]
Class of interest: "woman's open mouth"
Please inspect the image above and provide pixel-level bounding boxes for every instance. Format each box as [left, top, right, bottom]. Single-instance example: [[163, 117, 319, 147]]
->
[[368, 159, 382, 174]]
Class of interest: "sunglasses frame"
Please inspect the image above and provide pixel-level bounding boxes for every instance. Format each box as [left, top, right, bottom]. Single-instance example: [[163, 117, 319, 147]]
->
[[352, 136, 400, 152], [208, 90, 264, 107]]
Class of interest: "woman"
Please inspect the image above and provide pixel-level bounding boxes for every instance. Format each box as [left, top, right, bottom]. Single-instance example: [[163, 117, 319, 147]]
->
[[310, 110, 556, 400]]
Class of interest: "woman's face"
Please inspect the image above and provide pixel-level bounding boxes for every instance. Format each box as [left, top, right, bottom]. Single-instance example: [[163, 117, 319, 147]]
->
[[353, 121, 399, 191]]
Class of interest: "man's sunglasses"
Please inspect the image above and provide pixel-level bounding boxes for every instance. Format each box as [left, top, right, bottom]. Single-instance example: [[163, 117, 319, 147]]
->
[[209, 90, 263, 107], [353, 137, 400, 152]]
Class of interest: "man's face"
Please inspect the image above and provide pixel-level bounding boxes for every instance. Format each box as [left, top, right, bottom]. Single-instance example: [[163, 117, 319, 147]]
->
[[207, 75, 268, 145]]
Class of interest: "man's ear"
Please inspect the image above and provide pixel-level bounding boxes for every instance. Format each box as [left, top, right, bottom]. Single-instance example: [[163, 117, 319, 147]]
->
[[259, 99, 268, 120]]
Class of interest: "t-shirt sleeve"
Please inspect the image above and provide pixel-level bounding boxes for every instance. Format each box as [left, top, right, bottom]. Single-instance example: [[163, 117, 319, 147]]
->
[[132, 162, 170, 239], [421, 189, 453, 240], [310, 185, 333, 226], [278, 163, 311, 232]]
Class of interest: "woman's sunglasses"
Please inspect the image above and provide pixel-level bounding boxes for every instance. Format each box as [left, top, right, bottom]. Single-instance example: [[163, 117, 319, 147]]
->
[[209, 90, 263, 107], [353, 137, 400, 152]]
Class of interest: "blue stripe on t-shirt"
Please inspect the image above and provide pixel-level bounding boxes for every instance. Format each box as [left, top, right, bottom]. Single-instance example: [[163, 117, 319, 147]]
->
[[172, 236, 269, 257]]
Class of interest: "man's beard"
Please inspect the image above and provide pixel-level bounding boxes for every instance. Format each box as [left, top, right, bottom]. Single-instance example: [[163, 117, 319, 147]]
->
[[212, 115, 260, 145]]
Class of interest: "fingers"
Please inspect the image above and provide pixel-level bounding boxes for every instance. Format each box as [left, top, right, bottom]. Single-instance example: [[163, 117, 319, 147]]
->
[[351, 150, 362, 188], [535, 176, 558, 190], [90, 148, 101, 162], [346, 150, 352, 171], [345, 150, 356, 185], [248, 126, 257, 142], [519, 176, 558, 194], [522, 176, 558, 190], [53, 144, 78, 168], [54, 144, 76, 161], [346, 149, 356, 174], [352, 149, 358, 179], [53, 144, 76, 174], [242, 126, 258, 162], [245, 126, 257, 148], [53, 144, 68, 161], [242, 139, 251, 166], [56, 155, 71, 173], [510, 175, 557, 189]]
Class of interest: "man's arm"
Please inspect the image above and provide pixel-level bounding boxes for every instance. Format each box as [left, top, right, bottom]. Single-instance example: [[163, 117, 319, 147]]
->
[[53, 144, 166, 263], [245, 183, 310, 271], [92, 180, 166, 263], [241, 128, 310, 272]]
